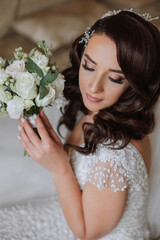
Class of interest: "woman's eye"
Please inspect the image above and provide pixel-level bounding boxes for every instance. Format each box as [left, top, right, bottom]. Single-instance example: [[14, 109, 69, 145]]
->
[[82, 63, 95, 72], [108, 76, 124, 84]]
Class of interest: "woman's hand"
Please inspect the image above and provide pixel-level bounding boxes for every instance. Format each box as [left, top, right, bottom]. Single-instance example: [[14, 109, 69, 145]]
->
[[18, 111, 68, 174]]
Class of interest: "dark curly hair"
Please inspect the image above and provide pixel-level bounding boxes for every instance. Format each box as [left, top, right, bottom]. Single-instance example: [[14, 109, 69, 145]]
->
[[58, 10, 160, 155]]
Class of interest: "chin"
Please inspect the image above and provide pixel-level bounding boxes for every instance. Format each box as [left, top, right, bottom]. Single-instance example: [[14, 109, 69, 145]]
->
[[83, 102, 101, 113]]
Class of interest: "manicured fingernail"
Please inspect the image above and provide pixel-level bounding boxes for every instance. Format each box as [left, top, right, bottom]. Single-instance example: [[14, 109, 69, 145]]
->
[[33, 114, 37, 120], [17, 135, 20, 140], [21, 117, 25, 123], [18, 125, 21, 131]]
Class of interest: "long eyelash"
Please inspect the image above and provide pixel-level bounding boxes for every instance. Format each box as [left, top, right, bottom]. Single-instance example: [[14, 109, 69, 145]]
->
[[82, 63, 95, 72], [108, 76, 124, 84]]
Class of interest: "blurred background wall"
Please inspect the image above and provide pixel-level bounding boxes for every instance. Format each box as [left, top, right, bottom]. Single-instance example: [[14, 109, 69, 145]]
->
[[0, 0, 160, 238], [0, 0, 160, 68]]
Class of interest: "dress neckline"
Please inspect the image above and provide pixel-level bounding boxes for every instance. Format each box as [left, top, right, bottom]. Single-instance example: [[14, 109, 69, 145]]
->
[[69, 141, 144, 159], [127, 142, 145, 162], [69, 141, 148, 175]]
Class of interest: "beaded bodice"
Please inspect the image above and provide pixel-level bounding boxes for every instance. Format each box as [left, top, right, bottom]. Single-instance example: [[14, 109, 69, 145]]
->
[[70, 141, 151, 239]]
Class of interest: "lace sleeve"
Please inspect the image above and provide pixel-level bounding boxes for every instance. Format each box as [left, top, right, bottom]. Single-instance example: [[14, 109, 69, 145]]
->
[[87, 146, 128, 192]]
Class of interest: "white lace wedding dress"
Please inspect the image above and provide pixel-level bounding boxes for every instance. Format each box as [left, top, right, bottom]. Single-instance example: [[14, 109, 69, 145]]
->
[[0, 140, 150, 240]]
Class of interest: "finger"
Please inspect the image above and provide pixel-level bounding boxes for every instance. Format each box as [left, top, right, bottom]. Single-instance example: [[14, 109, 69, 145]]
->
[[20, 117, 41, 146], [35, 115, 51, 142], [40, 111, 53, 130], [40, 111, 61, 144], [19, 126, 34, 157]]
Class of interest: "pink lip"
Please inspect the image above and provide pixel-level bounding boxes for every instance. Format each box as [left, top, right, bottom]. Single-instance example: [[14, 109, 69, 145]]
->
[[86, 93, 102, 103]]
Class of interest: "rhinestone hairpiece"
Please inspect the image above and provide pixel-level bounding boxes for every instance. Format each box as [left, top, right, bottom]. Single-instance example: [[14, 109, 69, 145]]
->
[[101, 8, 159, 22], [79, 27, 95, 47], [79, 8, 159, 47]]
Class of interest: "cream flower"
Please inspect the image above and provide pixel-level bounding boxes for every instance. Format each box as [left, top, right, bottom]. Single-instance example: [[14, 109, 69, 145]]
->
[[6, 60, 25, 78], [35, 86, 55, 107], [24, 99, 34, 110], [32, 72, 41, 86], [0, 85, 12, 103], [0, 69, 8, 84], [31, 50, 49, 70], [14, 47, 27, 61], [11, 72, 37, 99], [7, 96, 24, 119]]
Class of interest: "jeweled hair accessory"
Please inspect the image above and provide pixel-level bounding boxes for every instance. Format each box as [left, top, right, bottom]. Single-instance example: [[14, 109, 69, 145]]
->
[[79, 8, 159, 48], [101, 8, 159, 22], [79, 27, 95, 47]]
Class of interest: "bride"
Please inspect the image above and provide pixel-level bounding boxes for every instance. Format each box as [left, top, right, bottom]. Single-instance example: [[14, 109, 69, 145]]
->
[[1, 9, 160, 240]]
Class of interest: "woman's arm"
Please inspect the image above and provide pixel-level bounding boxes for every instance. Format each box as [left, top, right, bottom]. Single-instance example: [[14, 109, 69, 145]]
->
[[19, 111, 128, 240], [52, 164, 128, 240]]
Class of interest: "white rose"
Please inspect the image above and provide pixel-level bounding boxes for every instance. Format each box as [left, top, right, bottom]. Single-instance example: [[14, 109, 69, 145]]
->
[[52, 73, 65, 98], [6, 60, 25, 78], [0, 85, 12, 103], [24, 99, 34, 110], [35, 86, 55, 107], [7, 96, 24, 119], [11, 72, 37, 99], [0, 69, 8, 84], [32, 72, 41, 85], [0, 57, 5, 67], [31, 50, 49, 70]]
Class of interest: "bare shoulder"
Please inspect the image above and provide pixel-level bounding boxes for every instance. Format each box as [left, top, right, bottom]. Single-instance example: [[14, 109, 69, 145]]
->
[[130, 136, 151, 175]]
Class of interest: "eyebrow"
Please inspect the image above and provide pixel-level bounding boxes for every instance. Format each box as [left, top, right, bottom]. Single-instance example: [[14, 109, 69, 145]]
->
[[109, 69, 123, 74], [84, 54, 97, 65], [84, 53, 124, 74]]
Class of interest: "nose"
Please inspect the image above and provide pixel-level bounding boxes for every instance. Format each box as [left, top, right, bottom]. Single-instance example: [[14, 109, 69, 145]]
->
[[88, 75, 104, 94]]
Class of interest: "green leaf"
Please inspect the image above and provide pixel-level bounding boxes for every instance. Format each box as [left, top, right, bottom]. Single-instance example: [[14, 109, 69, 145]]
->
[[11, 58, 15, 64], [5, 60, 9, 68], [26, 57, 44, 78], [4, 84, 14, 95], [37, 40, 52, 58], [39, 85, 49, 100], [40, 72, 58, 86]]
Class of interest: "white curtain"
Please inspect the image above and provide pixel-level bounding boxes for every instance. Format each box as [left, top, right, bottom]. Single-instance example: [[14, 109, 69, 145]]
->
[[147, 99, 160, 239]]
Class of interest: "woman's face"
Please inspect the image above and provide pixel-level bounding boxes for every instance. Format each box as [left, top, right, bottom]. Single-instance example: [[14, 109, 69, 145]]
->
[[79, 34, 130, 114]]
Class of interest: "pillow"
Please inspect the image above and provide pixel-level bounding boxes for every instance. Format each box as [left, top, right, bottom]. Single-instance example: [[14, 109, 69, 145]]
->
[[13, 13, 85, 51], [0, 0, 18, 38], [17, 0, 74, 17], [13, 0, 111, 51]]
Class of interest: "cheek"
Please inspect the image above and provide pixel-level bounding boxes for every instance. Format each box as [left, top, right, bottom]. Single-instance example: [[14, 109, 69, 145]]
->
[[104, 83, 128, 101], [78, 69, 82, 89], [79, 67, 87, 89]]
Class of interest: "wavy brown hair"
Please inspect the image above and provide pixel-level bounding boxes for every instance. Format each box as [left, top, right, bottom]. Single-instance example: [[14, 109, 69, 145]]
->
[[58, 11, 160, 154]]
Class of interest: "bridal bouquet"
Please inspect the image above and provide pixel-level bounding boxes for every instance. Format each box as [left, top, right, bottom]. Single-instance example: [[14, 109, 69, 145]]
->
[[0, 40, 65, 119], [0, 41, 66, 155]]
